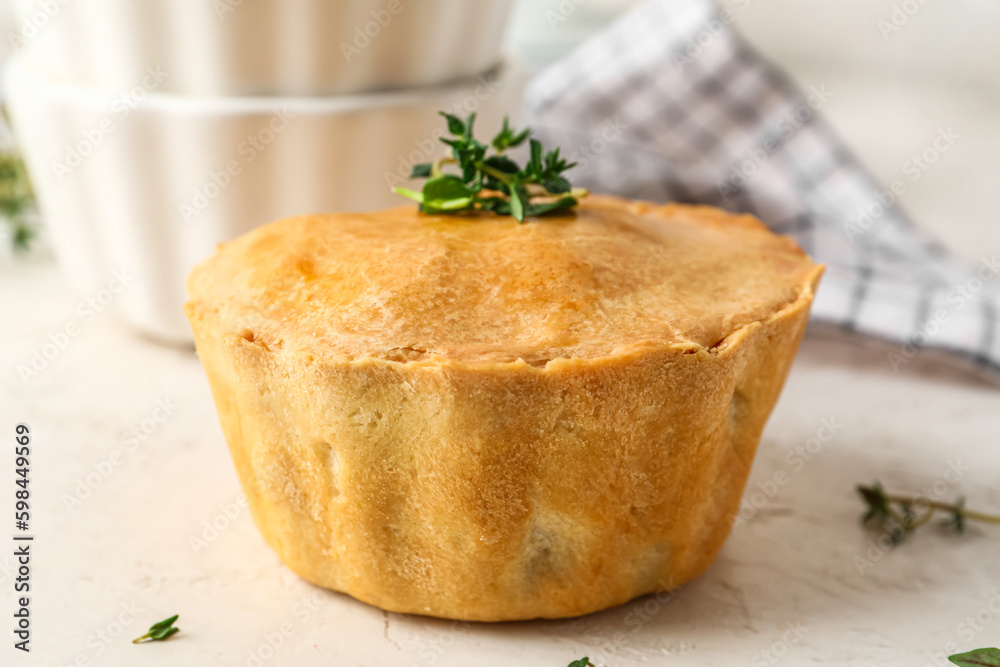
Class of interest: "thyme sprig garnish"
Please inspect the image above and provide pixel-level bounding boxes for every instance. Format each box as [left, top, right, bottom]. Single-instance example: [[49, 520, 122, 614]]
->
[[133, 614, 180, 644], [858, 481, 1000, 545], [393, 112, 587, 222]]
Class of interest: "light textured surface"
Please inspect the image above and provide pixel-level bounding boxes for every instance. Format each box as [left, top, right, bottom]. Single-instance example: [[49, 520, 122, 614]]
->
[[2, 256, 998, 664]]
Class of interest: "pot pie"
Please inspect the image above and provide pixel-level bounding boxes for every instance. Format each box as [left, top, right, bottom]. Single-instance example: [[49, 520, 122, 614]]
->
[[185, 195, 823, 621]]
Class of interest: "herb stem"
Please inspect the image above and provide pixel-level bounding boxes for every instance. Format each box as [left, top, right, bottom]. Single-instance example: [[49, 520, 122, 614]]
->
[[859, 481, 1000, 546], [431, 157, 456, 179], [884, 495, 1000, 524], [474, 161, 512, 186]]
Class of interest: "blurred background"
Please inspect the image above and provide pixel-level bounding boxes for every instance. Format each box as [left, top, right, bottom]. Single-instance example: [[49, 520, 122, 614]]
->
[[515, 0, 1000, 259], [0, 0, 997, 339]]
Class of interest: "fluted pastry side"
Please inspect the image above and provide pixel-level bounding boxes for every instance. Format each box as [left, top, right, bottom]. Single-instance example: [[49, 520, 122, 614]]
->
[[185, 198, 822, 620]]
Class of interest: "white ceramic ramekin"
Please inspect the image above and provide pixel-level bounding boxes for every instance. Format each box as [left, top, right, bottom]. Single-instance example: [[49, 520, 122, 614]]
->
[[9, 0, 513, 96], [3, 52, 525, 343]]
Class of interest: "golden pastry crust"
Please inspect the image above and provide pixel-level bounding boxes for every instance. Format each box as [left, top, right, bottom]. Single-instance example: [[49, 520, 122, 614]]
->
[[185, 195, 823, 621]]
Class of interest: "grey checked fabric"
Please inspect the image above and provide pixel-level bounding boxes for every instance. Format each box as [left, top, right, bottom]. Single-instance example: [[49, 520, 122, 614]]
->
[[523, 0, 1000, 384]]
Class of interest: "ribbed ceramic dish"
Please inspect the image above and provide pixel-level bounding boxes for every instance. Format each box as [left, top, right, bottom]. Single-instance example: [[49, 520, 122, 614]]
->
[[4, 52, 524, 343], [9, 0, 513, 96]]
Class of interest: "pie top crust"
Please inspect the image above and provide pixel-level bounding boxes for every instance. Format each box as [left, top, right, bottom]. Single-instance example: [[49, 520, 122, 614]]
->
[[186, 195, 822, 367]]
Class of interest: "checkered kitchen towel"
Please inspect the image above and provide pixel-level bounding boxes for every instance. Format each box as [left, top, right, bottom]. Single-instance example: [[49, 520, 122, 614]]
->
[[523, 0, 1000, 384]]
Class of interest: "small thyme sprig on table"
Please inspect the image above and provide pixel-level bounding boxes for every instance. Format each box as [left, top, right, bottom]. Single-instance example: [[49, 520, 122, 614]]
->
[[0, 148, 36, 251], [858, 481, 1000, 545], [567, 659, 595, 667], [393, 112, 588, 222], [133, 614, 180, 644], [949, 647, 1000, 666]]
